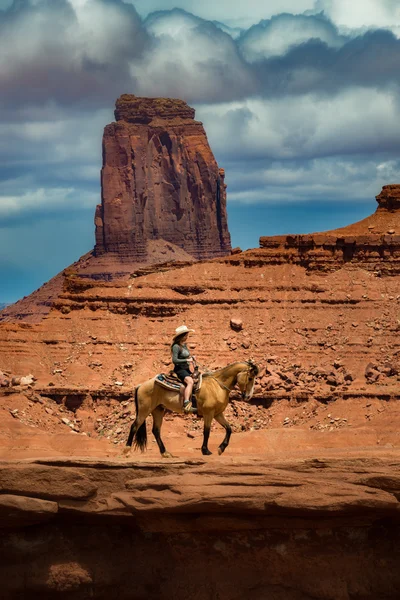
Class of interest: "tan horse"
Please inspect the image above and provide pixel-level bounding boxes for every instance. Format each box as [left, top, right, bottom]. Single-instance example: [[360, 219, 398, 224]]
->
[[125, 360, 259, 457]]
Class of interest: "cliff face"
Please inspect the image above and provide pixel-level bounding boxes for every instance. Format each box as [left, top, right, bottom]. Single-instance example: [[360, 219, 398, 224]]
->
[[95, 94, 231, 261], [1, 456, 399, 600]]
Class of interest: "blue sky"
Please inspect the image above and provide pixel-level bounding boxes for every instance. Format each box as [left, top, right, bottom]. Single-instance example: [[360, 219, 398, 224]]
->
[[1, 0, 400, 303]]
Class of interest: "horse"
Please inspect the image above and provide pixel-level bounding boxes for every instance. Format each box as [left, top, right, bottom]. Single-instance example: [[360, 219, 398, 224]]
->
[[124, 360, 259, 457]]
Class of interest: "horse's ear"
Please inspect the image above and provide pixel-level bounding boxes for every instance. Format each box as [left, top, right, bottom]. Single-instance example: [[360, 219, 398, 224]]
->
[[248, 358, 259, 376]]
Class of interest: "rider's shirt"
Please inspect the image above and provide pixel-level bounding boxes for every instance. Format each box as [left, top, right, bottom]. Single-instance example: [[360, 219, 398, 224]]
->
[[172, 343, 191, 370]]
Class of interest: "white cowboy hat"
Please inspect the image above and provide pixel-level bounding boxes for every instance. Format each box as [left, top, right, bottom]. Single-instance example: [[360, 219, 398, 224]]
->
[[173, 325, 194, 340]]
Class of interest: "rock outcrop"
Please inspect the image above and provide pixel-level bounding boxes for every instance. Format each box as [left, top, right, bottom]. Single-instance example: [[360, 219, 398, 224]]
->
[[0, 456, 399, 599], [95, 94, 231, 261], [259, 184, 400, 274]]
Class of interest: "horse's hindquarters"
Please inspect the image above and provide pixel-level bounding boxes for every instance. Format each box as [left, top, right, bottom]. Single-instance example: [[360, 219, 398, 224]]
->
[[153, 385, 183, 413]]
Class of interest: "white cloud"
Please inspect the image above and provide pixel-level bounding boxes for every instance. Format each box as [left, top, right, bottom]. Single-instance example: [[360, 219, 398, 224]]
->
[[145, 8, 203, 37], [66, 0, 145, 65], [225, 157, 400, 204], [239, 13, 345, 62], [0, 108, 109, 167], [197, 87, 400, 161], [193, 87, 400, 205], [314, 0, 400, 35], [132, 0, 315, 28], [0, 187, 97, 217], [130, 10, 256, 102], [0, 0, 146, 103]]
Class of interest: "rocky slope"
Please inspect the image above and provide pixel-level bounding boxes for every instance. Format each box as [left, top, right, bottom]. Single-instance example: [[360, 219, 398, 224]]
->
[[1, 186, 399, 396]]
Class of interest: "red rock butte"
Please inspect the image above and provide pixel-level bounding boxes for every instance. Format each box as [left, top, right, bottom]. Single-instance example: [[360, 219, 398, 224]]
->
[[95, 94, 231, 263]]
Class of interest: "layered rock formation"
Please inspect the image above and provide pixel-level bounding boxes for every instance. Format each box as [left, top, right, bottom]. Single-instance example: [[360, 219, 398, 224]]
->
[[1, 184, 400, 598], [1, 455, 399, 599], [259, 184, 400, 274], [0, 186, 399, 392], [95, 94, 231, 261]]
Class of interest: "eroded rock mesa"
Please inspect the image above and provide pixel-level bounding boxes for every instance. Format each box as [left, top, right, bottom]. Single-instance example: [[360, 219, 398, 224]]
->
[[95, 94, 231, 261]]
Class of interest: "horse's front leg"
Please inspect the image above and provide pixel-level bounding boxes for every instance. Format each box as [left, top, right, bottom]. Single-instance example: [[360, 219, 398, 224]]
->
[[151, 406, 173, 458], [214, 413, 232, 455], [201, 411, 214, 456]]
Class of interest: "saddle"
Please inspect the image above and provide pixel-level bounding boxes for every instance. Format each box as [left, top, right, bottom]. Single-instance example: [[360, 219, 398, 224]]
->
[[155, 369, 202, 394]]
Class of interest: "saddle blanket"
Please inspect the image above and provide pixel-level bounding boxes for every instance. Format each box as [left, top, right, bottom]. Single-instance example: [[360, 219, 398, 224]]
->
[[155, 372, 202, 392]]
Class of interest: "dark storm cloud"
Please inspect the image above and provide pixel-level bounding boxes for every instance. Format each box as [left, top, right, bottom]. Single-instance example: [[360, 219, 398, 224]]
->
[[250, 29, 400, 97], [1, 3, 400, 109], [0, 0, 148, 108]]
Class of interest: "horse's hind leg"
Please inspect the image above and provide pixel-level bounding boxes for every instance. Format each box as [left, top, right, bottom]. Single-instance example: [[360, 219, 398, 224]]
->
[[123, 417, 140, 456], [201, 411, 214, 456], [124, 388, 151, 454], [152, 406, 172, 458], [214, 413, 232, 455]]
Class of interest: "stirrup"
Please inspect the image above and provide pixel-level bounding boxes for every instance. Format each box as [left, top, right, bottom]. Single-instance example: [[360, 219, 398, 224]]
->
[[183, 400, 197, 415]]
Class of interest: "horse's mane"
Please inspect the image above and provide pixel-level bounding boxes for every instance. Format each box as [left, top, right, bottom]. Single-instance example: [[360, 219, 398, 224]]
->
[[202, 360, 253, 378]]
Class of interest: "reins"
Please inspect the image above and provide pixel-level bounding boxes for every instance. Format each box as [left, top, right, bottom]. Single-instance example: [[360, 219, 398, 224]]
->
[[198, 360, 255, 394], [194, 360, 232, 392], [207, 376, 231, 392]]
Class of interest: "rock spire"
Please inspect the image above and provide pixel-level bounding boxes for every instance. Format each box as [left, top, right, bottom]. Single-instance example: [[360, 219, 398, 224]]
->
[[94, 94, 231, 261]]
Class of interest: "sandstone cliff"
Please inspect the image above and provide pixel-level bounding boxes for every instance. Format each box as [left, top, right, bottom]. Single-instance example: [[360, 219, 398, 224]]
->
[[0, 455, 399, 599], [95, 94, 231, 261]]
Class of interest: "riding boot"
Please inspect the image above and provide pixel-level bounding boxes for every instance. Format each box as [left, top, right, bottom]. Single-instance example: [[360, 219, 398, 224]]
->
[[183, 400, 197, 415]]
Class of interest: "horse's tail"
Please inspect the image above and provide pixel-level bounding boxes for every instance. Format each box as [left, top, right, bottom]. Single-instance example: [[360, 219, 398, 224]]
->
[[133, 385, 147, 452]]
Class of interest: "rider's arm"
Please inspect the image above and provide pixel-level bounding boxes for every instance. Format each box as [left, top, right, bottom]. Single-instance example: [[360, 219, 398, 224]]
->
[[172, 343, 192, 365]]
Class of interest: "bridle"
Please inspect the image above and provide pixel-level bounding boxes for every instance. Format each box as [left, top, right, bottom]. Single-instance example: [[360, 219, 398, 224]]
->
[[206, 360, 257, 396]]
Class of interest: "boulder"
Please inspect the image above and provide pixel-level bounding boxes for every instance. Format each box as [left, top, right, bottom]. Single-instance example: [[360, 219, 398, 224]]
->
[[230, 318, 243, 331], [20, 374, 35, 386], [365, 363, 380, 383], [0, 371, 10, 387]]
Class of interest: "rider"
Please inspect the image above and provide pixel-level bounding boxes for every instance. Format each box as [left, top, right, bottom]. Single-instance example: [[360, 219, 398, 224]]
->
[[171, 325, 197, 414]]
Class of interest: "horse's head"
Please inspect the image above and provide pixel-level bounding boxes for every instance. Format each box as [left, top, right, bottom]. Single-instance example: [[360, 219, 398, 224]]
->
[[237, 360, 259, 400]]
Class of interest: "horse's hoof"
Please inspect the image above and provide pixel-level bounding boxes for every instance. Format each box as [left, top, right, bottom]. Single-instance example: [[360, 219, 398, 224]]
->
[[162, 451, 173, 459], [202, 449, 212, 456]]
